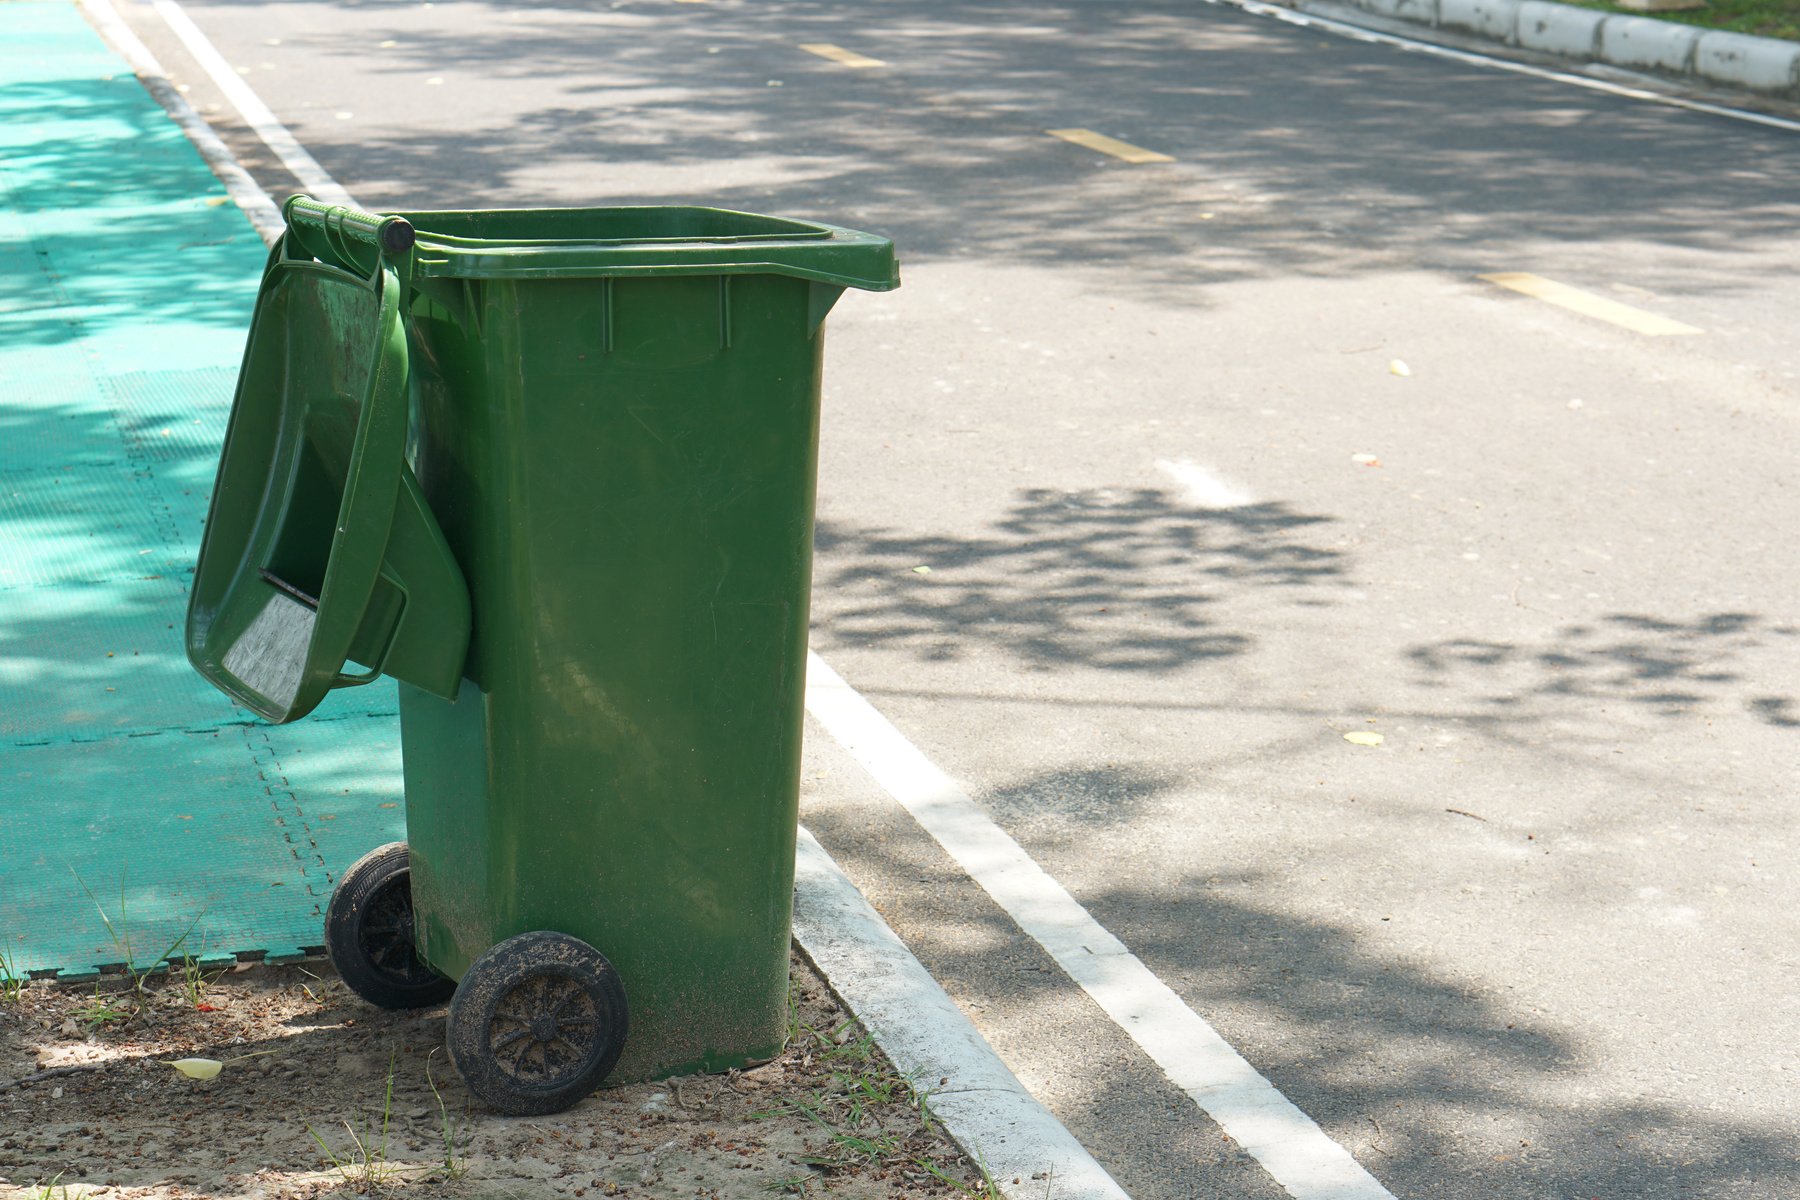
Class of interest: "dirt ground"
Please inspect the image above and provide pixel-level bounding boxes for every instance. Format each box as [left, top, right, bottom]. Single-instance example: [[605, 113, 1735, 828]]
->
[[0, 951, 996, 1200]]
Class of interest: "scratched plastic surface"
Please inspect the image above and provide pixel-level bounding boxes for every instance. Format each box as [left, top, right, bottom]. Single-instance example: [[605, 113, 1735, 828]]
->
[[0, 3, 402, 980]]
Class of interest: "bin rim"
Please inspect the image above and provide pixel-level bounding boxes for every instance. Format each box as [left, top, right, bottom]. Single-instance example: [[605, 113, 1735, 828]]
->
[[397, 204, 899, 291]]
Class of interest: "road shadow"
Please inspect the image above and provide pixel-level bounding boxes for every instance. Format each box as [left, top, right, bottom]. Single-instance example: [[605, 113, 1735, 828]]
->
[[224, 0, 1800, 302], [1407, 612, 1800, 729], [814, 487, 1349, 671], [806, 801, 1800, 1199], [982, 763, 1187, 828]]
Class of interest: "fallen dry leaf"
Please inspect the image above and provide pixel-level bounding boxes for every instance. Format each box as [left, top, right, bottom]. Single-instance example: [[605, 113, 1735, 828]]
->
[[164, 1058, 223, 1080]]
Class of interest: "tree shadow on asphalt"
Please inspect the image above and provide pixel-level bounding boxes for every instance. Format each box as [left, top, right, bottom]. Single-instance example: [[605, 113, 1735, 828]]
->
[[1406, 612, 1800, 730], [240, 0, 1800, 302], [1097, 867, 1800, 1198], [810, 477, 1799, 735], [980, 763, 1187, 829], [813, 487, 1350, 671], [805, 797, 1800, 1200]]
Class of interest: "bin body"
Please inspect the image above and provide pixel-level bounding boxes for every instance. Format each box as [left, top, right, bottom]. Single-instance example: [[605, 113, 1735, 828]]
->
[[401, 269, 830, 1080], [388, 207, 898, 1083], [188, 202, 895, 1088]]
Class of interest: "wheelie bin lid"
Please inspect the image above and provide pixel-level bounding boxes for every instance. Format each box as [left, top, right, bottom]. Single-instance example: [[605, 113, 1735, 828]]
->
[[188, 196, 899, 722], [187, 202, 470, 723]]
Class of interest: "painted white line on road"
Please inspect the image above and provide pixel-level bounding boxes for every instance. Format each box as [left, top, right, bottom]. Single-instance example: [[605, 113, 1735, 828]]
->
[[805, 653, 1398, 1200], [1215, 0, 1800, 135], [150, 0, 355, 206], [793, 828, 1131, 1200], [1156, 458, 1257, 508], [80, 0, 285, 242]]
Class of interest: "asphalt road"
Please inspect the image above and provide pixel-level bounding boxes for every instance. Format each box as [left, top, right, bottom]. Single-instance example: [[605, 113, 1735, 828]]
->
[[111, 0, 1800, 1195]]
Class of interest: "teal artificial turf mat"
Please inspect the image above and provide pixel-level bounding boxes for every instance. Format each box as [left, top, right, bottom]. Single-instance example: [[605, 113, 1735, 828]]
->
[[0, 3, 404, 980]]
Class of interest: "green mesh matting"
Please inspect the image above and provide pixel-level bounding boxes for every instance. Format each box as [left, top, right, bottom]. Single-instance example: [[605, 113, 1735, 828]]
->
[[0, 3, 403, 981]]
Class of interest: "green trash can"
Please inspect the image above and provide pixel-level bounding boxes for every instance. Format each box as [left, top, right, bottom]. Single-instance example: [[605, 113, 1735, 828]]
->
[[187, 195, 898, 1114]]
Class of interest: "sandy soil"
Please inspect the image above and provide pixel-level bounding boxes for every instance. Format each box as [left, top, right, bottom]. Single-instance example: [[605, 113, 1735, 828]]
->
[[0, 952, 991, 1200]]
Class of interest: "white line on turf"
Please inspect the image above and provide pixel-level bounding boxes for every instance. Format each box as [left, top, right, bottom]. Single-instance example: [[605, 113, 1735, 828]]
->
[[149, 0, 355, 205], [805, 653, 1398, 1200]]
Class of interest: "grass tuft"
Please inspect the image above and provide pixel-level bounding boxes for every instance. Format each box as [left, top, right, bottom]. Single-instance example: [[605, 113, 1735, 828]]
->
[[28, 1174, 70, 1200], [68, 865, 204, 996], [426, 1048, 467, 1180], [310, 1048, 467, 1188], [308, 1051, 404, 1188], [74, 985, 132, 1030], [0, 943, 24, 1004]]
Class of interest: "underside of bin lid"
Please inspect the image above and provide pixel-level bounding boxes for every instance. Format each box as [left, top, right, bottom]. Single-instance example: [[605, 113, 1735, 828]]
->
[[187, 240, 469, 722]]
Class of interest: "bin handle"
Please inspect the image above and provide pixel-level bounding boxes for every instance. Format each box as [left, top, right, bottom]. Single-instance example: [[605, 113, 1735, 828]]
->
[[283, 195, 416, 254]]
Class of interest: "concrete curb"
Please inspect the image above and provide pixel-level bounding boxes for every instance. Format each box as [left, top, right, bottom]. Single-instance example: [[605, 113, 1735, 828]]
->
[[793, 828, 1131, 1200], [1320, 0, 1800, 97]]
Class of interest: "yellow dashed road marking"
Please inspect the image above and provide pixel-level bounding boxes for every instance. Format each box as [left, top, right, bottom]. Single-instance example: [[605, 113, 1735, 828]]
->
[[1480, 272, 1702, 336], [1046, 128, 1174, 163], [799, 43, 886, 68]]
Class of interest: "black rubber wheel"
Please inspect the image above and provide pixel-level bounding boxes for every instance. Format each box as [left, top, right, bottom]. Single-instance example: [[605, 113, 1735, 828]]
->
[[446, 930, 629, 1116], [324, 841, 455, 1010]]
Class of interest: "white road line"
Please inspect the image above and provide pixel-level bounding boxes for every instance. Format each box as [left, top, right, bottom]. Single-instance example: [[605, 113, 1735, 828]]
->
[[1155, 458, 1257, 508], [1218, 0, 1800, 135], [805, 653, 1398, 1200], [149, 0, 355, 205], [80, 0, 284, 241], [793, 829, 1131, 1200]]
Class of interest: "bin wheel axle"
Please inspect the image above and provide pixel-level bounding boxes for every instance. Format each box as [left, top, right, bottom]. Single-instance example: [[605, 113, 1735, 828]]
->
[[447, 930, 628, 1116]]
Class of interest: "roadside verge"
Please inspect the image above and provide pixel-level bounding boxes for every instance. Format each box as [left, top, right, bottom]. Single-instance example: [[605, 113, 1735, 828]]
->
[[1299, 0, 1800, 96]]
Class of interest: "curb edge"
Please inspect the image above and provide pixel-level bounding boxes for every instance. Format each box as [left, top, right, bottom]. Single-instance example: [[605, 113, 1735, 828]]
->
[[1318, 0, 1800, 96], [793, 828, 1132, 1200]]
